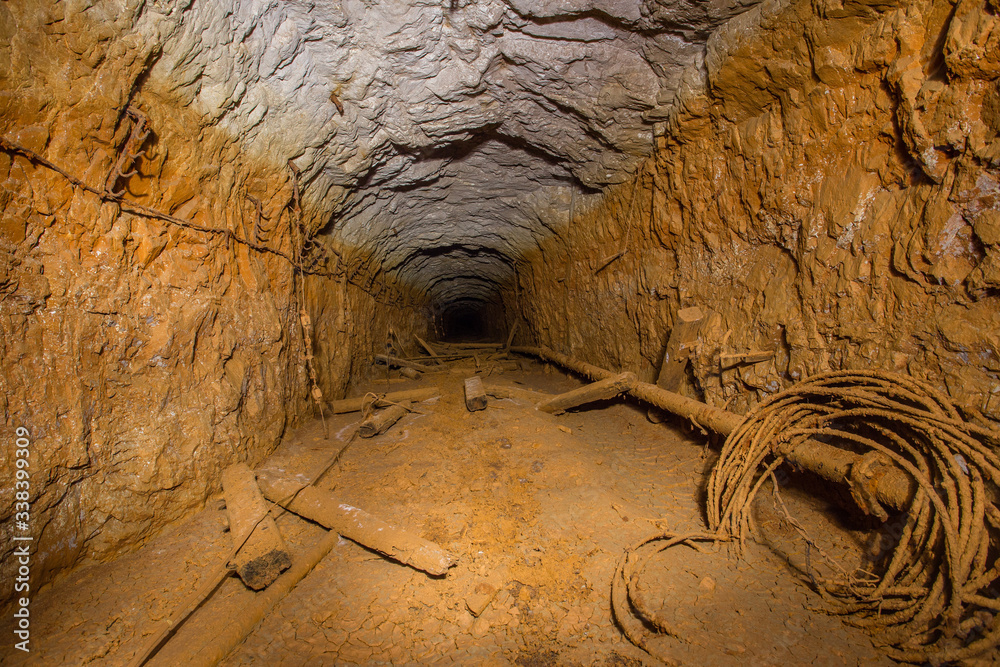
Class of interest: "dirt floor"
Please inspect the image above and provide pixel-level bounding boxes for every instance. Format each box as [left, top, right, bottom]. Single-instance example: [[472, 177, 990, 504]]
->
[[1, 359, 895, 666]]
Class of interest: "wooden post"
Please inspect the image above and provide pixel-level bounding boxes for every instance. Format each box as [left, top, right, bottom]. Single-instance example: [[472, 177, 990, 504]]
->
[[328, 387, 438, 414], [535, 372, 637, 414], [359, 401, 410, 438], [464, 376, 488, 411], [649, 306, 704, 423], [255, 471, 458, 575], [220, 464, 292, 590]]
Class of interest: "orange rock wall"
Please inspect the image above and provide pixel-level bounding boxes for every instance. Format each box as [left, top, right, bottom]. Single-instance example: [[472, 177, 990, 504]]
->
[[0, 1, 419, 599], [519, 0, 1000, 421]]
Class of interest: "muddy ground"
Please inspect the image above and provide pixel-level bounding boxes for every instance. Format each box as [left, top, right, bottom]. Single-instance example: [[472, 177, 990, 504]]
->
[[1, 360, 892, 666]]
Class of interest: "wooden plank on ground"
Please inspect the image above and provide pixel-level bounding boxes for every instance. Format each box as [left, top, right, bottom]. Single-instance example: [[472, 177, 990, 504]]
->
[[483, 383, 552, 403], [328, 387, 439, 414], [374, 354, 435, 373], [221, 464, 292, 590], [255, 471, 458, 575], [536, 372, 637, 414], [464, 376, 487, 411]]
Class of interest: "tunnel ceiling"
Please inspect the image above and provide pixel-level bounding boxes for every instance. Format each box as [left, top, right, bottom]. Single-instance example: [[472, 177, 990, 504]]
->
[[151, 0, 763, 307]]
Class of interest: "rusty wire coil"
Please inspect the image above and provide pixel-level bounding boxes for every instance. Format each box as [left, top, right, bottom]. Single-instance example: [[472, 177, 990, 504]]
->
[[705, 370, 1000, 664]]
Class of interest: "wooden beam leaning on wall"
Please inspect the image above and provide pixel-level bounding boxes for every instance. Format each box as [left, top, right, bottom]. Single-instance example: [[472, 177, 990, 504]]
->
[[415, 335, 446, 365], [649, 306, 704, 423]]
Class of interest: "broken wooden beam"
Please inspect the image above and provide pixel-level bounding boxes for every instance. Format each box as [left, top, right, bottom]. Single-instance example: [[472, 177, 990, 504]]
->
[[656, 306, 704, 392], [415, 335, 445, 365], [255, 471, 458, 575], [399, 366, 421, 380], [359, 401, 411, 438], [328, 386, 439, 414], [374, 354, 435, 373], [511, 345, 915, 512], [220, 464, 292, 590], [144, 530, 342, 667], [536, 371, 637, 415], [650, 306, 704, 423], [464, 376, 488, 411]]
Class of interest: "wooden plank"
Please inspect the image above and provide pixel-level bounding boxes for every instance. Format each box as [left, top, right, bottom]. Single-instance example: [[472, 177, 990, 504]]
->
[[649, 306, 704, 423], [483, 384, 552, 404], [221, 464, 292, 590], [328, 387, 439, 414], [358, 401, 410, 438], [437, 343, 502, 350], [415, 335, 445, 365], [374, 354, 435, 373], [536, 372, 637, 414], [464, 376, 488, 411], [255, 471, 458, 575]]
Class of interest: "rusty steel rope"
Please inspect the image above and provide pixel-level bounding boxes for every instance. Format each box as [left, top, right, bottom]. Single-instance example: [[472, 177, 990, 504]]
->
[[703, 370, 1000, 664]]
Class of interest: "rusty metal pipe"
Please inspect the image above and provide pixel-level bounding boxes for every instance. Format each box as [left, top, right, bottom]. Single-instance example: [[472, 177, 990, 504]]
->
[[512, 345, 916, 511]]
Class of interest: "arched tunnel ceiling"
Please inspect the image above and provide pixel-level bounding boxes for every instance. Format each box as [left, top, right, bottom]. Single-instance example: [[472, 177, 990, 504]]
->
[[151, 0, 764, 307]]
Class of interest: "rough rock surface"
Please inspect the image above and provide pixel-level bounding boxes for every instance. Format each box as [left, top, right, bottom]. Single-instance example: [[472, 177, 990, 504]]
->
[[0, 0, 423, 599], [1, 0, 770, 596], [148, 0, 763, 312], [519, 0, 1000, 426], [3, 0, 999, 610]]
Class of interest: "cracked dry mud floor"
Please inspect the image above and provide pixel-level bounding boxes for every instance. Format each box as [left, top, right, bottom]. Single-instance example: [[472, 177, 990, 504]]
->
[[3, 361, 891, 666]]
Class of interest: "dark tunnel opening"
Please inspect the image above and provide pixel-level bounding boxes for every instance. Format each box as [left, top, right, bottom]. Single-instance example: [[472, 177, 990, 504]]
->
[[441, 304, 486, 340], [434, 297, 508, 343]]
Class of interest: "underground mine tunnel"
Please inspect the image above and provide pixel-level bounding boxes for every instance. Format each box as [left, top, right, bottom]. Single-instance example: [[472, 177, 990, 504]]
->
[[3, 0, 1000, 664]]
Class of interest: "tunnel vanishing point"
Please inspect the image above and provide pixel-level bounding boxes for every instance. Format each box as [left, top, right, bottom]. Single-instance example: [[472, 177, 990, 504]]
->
[[3, 0, 1000, 664]]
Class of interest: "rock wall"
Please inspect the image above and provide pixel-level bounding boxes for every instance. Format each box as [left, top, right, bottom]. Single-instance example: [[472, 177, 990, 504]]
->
[[519, 0, 1000, 422], [0, 0, 419, 601]]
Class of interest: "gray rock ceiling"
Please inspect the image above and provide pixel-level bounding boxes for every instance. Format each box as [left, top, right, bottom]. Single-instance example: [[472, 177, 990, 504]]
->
[[150, 0, 762, 313]]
